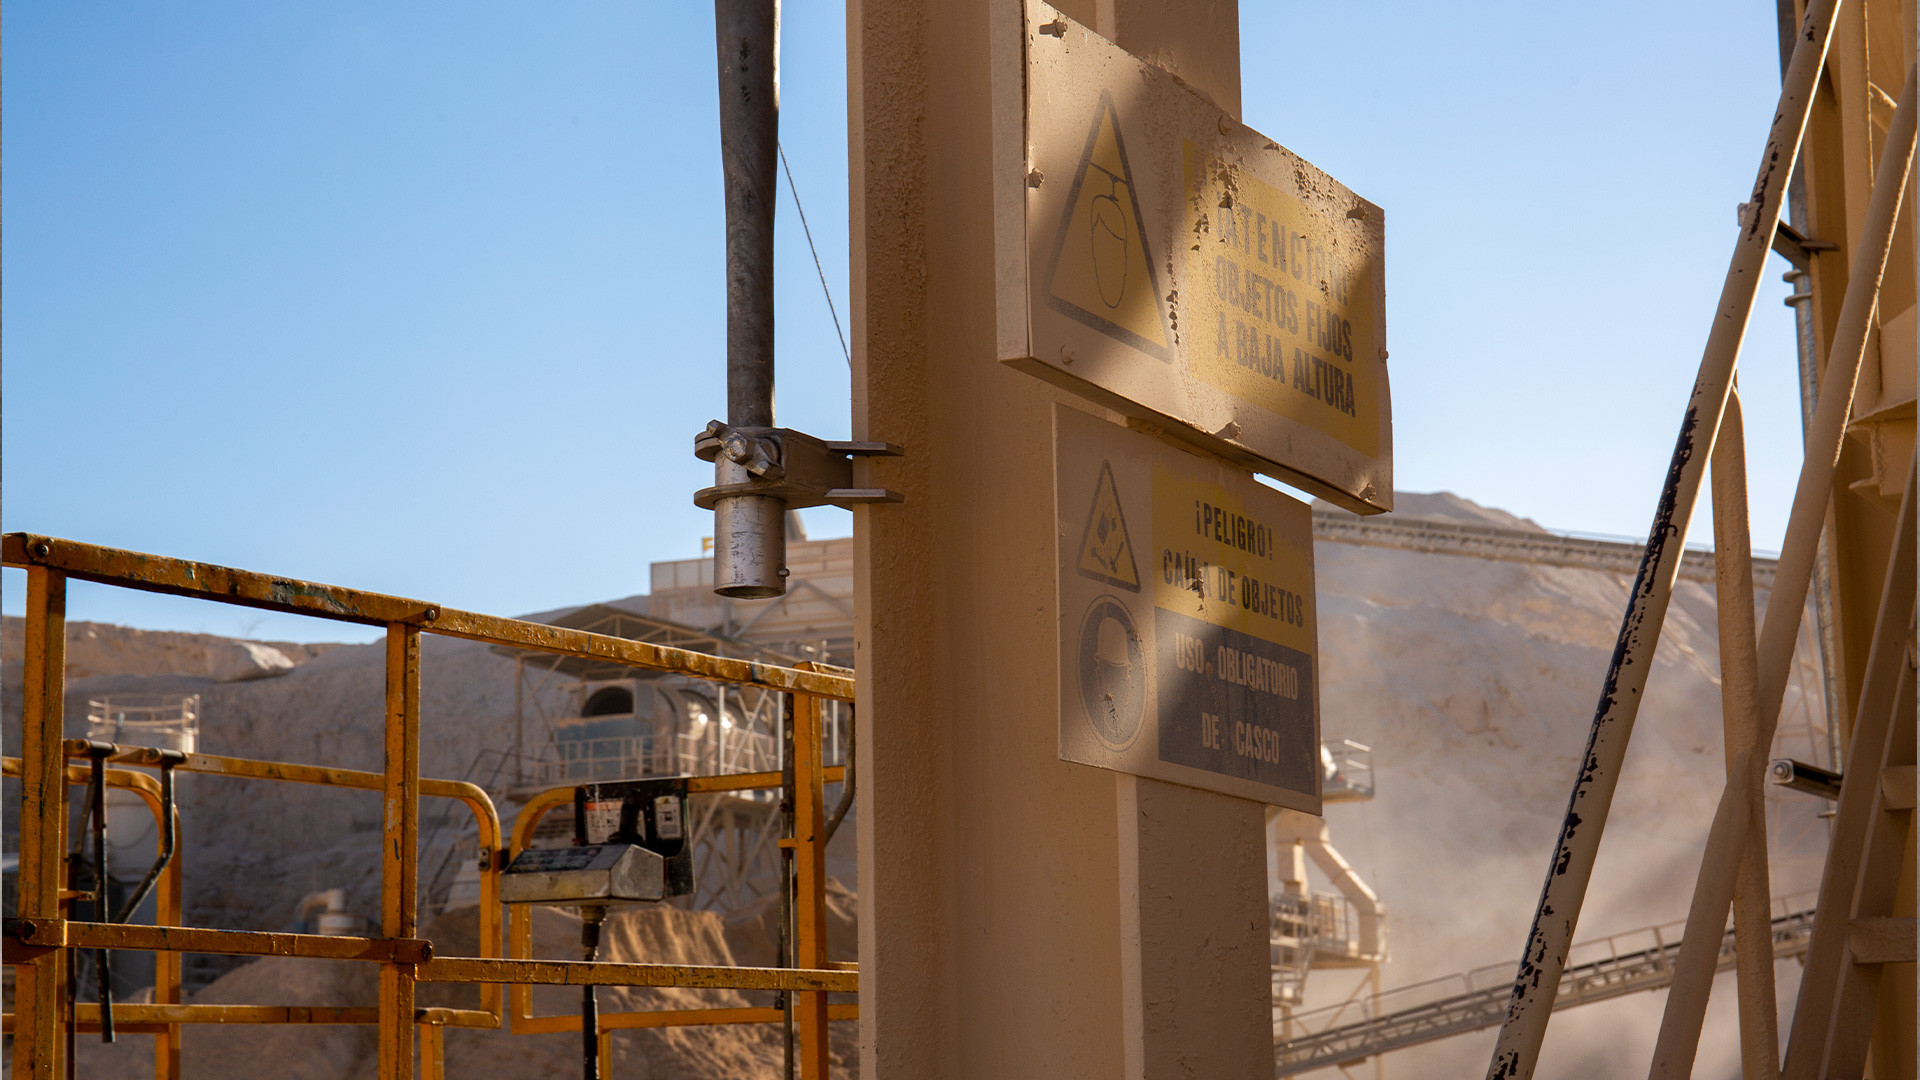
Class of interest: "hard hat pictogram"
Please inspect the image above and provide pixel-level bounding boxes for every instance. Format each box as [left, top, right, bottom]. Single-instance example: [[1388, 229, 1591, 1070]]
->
[[1077, 596, 1145, 751], [1076, 460, 1140, 592], [1044, 91, 1171, 360]]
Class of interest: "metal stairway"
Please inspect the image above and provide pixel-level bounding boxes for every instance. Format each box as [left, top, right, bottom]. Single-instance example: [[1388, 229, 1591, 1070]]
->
[[1275, 897, 1816, 1076]]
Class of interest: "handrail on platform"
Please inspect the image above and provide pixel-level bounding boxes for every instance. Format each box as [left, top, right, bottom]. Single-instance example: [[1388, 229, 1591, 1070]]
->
[[4, 533, 854, 1080]]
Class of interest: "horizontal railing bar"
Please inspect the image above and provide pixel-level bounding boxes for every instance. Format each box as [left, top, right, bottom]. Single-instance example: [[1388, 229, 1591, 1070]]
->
[[3, 533, 427, 626], [418, 956, 856, 993], [689, 767, 845, 793], [5, 533, 854, 700], [7, 919, 432, 964], [83, 1004, 376, 1025], [44, 744, 833, 819], [426, 608, 854, 699], [0, 758, 165, 799], [56, 742, 489, 805], [2, 1005, 499, 1031], [513, 1003, 858, 1033]]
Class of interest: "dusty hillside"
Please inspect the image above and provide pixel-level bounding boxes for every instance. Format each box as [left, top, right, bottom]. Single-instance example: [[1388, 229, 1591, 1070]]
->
[[0, 616, 340, 682], [1306, 492, 1830, 1078]]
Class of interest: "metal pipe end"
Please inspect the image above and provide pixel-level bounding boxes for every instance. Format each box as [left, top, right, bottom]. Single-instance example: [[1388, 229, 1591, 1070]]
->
[[714, 493, 788, 599]]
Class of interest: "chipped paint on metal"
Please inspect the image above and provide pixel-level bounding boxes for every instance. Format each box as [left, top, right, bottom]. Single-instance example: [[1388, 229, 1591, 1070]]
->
[[1484, 1, 1840, 1074]]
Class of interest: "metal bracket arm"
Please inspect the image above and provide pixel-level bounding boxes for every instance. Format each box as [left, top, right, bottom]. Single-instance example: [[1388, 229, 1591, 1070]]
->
[[693, 421, 904, 511], [1771, 219, 1838, 268]]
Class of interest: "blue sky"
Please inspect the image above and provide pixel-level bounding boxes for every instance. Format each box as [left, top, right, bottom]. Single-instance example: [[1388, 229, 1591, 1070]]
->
[[5, 2, 1807, 642]]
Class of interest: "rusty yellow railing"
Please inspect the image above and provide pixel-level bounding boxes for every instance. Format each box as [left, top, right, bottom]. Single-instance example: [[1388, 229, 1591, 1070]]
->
[[3, 533, 855, 1080]]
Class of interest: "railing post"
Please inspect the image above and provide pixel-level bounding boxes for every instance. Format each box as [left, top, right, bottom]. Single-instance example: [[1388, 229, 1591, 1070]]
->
[[379, 623, 422, 1080], [155, 797, 185, 1080], [417, 1020, 444, 1080], [14, 567, 69, 1080], [790, 685, 830, 1079]]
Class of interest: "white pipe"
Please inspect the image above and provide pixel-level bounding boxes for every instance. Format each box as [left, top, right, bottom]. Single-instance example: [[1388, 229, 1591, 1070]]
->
[[1271, 810, 1387, 961]]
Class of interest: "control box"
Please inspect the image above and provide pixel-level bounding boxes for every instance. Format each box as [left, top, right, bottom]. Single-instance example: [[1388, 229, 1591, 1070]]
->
[[499, 842, 666, 904], [499, 777, 694, 905], [573, 776, 694, 899]]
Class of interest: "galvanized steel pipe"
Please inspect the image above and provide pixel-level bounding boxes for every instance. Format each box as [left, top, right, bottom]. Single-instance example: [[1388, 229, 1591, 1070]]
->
[[1483, 4, 1841, 1075], [711, 0, 787, 599], [716, 0, 778, 428]]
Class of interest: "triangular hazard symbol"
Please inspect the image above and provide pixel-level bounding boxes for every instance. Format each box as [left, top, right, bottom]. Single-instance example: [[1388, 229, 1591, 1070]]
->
[[1045, 91, 1170, 361], [1076, 461, 1141, 592]]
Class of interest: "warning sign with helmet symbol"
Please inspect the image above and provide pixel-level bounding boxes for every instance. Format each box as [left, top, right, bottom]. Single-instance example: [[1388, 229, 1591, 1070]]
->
[[1054, 404, 1320, 812]]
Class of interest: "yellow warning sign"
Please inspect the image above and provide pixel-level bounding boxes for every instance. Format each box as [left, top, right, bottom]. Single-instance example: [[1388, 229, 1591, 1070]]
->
[[1044, 91, 1169, 360], [1076, 460, 1140, 591], [1182, 142, 1380, 458]]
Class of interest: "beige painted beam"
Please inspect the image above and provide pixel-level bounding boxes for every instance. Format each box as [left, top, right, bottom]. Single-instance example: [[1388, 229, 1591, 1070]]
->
[[1847, 917, 1917, 965], [850, 1, 1271, 1077], [1708, 386, 1778, 1080]]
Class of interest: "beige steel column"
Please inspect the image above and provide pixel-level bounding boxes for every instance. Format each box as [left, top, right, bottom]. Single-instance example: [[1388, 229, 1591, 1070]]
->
[[850, 0, 1267, 1077], [1709, 386, 1778, 1080], [379, 624, 422, 1080]]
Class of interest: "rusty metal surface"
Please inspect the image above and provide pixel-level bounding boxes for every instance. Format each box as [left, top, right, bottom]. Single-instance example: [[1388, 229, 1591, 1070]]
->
[[15, 568, 69, 1080], [792, 690, 831, 1078], [427, 607, 854, 700], [688, 766, 845, 793], [420, 1022, 447, 1080], [8, 919, 432, 964], [60, 740, 497, 809], [380, 625, 423, 1080], [1006, 2, 1390, 513], [3, 533, 855, 700], [18, 1004, 498, 1030]]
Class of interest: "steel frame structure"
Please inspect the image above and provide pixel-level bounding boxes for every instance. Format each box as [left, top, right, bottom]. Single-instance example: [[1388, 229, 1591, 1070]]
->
[[1484, 0, 1919, 1074], [1, 532, 856, 1080]]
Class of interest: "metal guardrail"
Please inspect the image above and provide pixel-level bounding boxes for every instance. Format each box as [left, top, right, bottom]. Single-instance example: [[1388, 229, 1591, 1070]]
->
[[1274, 894, 1817, 1075], [1320, 739, 1372, 802], [3, 533, 855, 1080]]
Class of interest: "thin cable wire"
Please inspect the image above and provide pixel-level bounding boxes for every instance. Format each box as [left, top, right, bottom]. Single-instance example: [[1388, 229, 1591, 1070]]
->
[[778, 143, 852, 368]]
